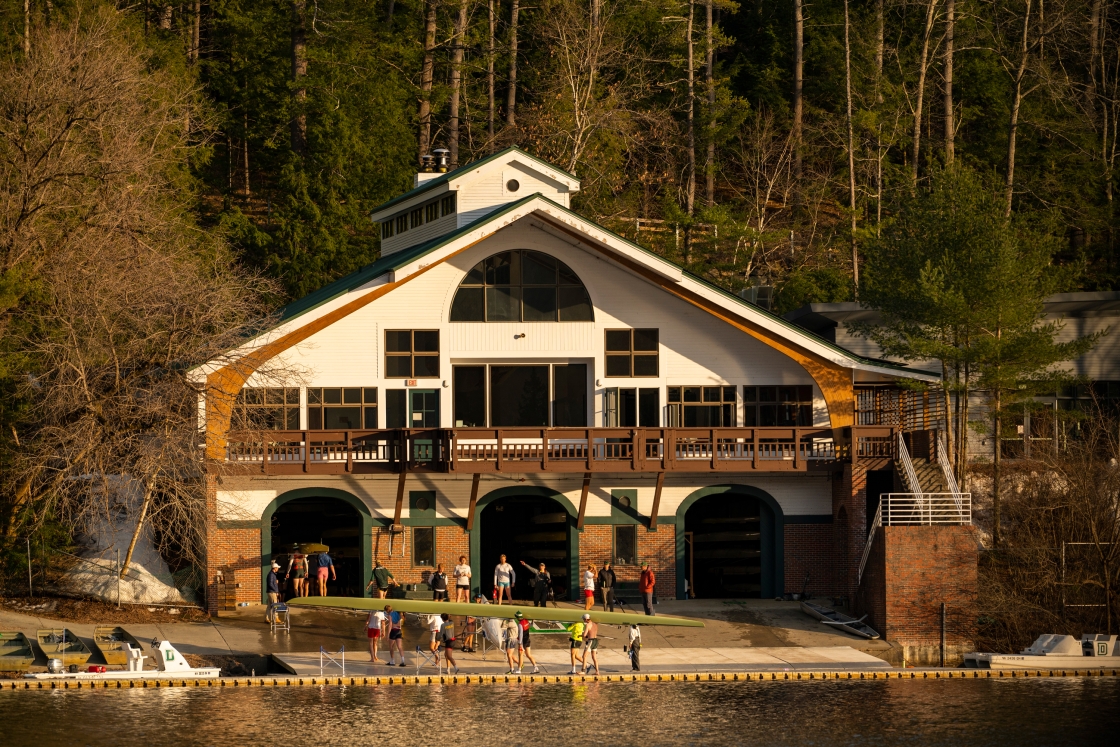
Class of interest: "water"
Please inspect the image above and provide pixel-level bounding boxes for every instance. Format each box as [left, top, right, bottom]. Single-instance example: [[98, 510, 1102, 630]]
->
[[2, 679, 1118, 746]]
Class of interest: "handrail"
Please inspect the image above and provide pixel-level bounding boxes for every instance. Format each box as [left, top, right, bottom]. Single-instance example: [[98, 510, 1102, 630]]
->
[[881, 493, 972, 525], [896, 431, 924, 506], [936, 431, 965, 520], [857, 500, 882, 585]]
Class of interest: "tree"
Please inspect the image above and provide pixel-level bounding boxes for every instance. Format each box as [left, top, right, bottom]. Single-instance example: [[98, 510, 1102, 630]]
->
[[859, 166, 1100, 544]]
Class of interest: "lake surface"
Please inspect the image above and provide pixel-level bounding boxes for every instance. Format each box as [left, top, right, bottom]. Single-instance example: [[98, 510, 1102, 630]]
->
[[2, 678, 1118, 746]]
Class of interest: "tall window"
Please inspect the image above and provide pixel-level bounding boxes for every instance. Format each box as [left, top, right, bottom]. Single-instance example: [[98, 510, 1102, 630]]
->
[[605, 329, 659, 377], [385, 330, 439, 378], [308, 388, 378, 429], [744, 385, 813, 426], [667, 386, 735, 427], [604, 387, 659, 427], [614, 525, 638, 566], [450, 249, 593, 322], [234, 388, 300, 430]]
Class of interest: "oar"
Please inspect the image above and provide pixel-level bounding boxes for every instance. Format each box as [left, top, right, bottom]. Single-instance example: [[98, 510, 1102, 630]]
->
[[819, 615, 869, 625]]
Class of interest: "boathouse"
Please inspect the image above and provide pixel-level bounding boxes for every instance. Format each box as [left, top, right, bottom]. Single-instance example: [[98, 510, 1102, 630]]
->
[[194, 147, 976, 662]]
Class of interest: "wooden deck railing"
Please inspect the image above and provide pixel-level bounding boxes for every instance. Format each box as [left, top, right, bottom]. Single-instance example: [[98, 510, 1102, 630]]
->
[[221, 426, 897, 475]]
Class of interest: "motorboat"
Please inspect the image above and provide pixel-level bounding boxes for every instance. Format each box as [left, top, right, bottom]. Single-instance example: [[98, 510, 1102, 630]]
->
[[0, 631, 35, 671], [25, 639, 220, 680], [800, 601, 880, 639], [36, 629, 92, 668], [92, 626, 142, 667], [964, 634, 1120, 669]]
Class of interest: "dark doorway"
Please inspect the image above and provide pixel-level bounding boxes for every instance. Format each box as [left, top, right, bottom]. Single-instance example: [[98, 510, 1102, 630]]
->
[[685, 493, 775, 598], [271, 497, 362, 597], [866, 470, 893, 534], [490, 366, 549, 426], [480, 495, 571, 601]]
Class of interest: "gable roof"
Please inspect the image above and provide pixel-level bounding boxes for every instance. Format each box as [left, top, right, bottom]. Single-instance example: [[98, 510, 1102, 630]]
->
[[369, 146, 580, 220], [255, 193, 937, 382]]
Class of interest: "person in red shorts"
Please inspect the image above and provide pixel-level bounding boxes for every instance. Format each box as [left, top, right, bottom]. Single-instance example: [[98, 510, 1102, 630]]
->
[[582, 564, 596, 610], [366, 607, 387, 663]]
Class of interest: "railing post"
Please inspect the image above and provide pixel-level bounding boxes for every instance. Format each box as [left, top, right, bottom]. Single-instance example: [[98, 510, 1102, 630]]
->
[[752, 428, 759, 470], [346, 431, 353, 472], [631, 429, 640, 472], [710, 429, 717, 470], [303, 430, 311, 473], [262, 436, 269, 475], [496, 430, 504, 472], [794, 428, 801, 469], [541, 429, 549, 471]]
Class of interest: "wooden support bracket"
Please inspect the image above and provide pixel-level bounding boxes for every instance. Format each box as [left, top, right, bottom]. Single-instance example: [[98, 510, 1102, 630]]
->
[[466, 474, 481, 531], [576, 472, 591, 529], [649, 472, 665, 530]]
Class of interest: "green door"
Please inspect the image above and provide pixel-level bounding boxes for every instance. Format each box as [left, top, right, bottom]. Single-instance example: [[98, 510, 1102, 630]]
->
[[410, 390, 439, 463]]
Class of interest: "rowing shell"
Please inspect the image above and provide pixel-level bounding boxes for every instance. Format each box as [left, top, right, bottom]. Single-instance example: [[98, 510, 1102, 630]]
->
[[288, 597, 704, 627]]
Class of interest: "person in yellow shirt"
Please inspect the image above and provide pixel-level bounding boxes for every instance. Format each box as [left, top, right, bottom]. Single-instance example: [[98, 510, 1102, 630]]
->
[[567, 618, 585, 674]]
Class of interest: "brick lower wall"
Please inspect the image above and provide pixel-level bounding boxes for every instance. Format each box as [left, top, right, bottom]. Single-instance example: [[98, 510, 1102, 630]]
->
[[784, 524, 835, 598], [858, 524, 978, 664], [832, 465, 869, 600], [577, 525, 675, 596], [372, 525, 470, 590]]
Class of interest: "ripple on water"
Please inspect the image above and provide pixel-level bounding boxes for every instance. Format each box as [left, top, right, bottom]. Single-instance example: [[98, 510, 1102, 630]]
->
[[1, 678, 1118, 746]]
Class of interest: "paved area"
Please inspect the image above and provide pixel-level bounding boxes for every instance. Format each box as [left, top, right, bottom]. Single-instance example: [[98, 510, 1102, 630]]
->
[[273, 645, 891, 677], [0, 597, 899, 672]]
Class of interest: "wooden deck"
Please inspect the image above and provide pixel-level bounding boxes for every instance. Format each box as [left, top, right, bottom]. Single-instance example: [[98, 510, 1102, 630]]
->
[[221, 426, 897, 476]]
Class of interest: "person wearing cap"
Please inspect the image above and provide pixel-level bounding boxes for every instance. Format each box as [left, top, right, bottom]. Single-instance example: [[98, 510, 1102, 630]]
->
[[567, 615, 586, 674], [639, 562, 656, 616], [265, 561, 282, 623], [514, 611, 540, 674], [501, 615, 521, 673], [580, 614, 600, 675]]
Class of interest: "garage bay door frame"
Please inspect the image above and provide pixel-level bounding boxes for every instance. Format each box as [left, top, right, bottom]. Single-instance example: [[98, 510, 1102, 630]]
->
[[674, 485, 785, 600], [260, 487, 376, 604]]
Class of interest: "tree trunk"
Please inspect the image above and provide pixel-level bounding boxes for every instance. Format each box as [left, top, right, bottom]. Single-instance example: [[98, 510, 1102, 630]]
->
[[23, 0, 30, 57], [120, 481, 155, 579], [1006, 0, 1033, 217], [793, 0, 804, 187], [993, 387, 1002, 548], [687, 1, 696, 217], [291, 0, 308, 158], [911, 0, 939, 191], [507, 0, 519, 127], [449, 0, 469, 168], [160, 4, 173, 30], [876, 0, 884, 101], [944, 0, 955, 163], [488, 0, 496, 149], [243, 108, 251, 198], [386, 0, 396, 24], [419, 0, 437, 160], [705, 0, 715, 207], [844, 0, 858, 296]]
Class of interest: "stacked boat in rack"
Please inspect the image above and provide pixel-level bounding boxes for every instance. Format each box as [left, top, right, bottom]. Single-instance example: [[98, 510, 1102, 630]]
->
[[964, 634, 1120, 669]]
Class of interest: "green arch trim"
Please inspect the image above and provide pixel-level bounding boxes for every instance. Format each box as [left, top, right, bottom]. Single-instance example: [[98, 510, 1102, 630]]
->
[[260, 487, 377, 604], [469, 486, 580, 601], [674, 484, 785, 601]]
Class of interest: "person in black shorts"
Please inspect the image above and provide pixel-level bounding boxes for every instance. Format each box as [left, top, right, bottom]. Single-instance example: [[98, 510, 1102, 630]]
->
[[439, 613, 459, 674], [429, 563, 448, 601], [514, 611, 539, 674], [387, 605, 405, 667]]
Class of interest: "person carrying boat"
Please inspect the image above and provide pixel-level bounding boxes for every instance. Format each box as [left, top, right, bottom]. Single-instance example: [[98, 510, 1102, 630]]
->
[[387, 606, 405, 667], [493, 554, 516, 605], [439, 614, 459, 674], [501, 617, 521, 673], [567, 617, 585, 674], [580, 614, 600, 675], [639, 562, 656, 616], [366, 607, 388, 663], [519, 560, 551, 608], [515, 611, 540, 674]]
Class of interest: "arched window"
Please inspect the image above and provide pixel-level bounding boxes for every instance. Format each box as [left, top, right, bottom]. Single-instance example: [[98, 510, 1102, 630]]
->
[[450, 250, 594, 322]]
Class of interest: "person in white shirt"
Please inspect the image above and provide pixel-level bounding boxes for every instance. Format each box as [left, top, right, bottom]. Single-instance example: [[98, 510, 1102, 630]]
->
[[428, 613, 443, 665], [626, 624, 642, 672], [453, 555, 472, 603], [366, 608, 388, 663], [583, 564, 596, 611], [493, 554, 516, 605], [501, 617, 521, 673]]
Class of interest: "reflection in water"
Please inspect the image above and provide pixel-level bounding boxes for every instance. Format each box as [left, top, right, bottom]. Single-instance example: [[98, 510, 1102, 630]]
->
[[1, 679, 1118, 746]]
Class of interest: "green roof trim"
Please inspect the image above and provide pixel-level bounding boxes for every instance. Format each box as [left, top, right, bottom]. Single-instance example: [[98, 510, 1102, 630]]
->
[[369, 146, 579, 217], [275, 193, 541, 326]]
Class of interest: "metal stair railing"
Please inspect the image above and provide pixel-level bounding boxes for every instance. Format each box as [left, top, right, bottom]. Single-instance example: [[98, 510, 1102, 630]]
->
[[897, 431, 924, 504], [936, 432, 966, 521], [857, 501, 883, 585]]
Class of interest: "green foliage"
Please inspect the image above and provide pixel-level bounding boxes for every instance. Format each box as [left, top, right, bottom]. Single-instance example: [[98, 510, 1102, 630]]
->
[[772, 267, 853, 315]]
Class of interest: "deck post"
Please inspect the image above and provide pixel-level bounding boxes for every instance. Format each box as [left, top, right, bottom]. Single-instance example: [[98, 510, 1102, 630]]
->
[[346, 431, 353, 472], [649, 472, 665, 529], [466, 473, 481, 531], [303, 430, 310, 473], [577, 472, 591, 529]]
